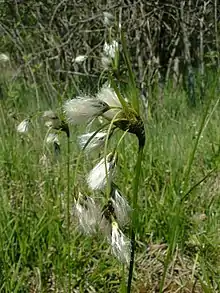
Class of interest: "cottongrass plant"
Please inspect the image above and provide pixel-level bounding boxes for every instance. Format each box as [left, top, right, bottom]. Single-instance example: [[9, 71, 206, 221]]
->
[[64, 76, 145, 292], [63, 20, 145, 290]]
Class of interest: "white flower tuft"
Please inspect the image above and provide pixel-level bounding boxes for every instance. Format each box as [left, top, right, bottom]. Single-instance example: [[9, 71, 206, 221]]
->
[[111, 221, 131, 265], [0, 53, 10, 62], [103, 40, 118, 59], [87, 152, 117, 190], [74, 55, 87, 63], [111, 188, 131, 227], [101, 40, 118, 69], [46, 133, 59, 145], [78, 131, 107, 152], [17, 119, 29, 133], [63, 97, 109, 125], [103, 12, 114, 26], [97, 85, 122, 120], [73, 194, 101, 235]]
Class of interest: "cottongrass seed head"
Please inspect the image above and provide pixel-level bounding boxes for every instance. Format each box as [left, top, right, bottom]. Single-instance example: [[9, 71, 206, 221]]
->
[[46, 133, 59, 145], [78, 131, 107, 152], [97, 85, 122, 120], [111, 187, 131, 227], [17, 119, 29, 133], [103, 40, 119, 59], [73, 193, 102, 235], [111, 221, 131, 265], [46, 132, 61, 157], [63, 97, 109, 125], [73, 55, 87, 63], [87, 152, 117, 191], [0, 53, 10, 62], [103, 12, 114, 26], [101, 41, 118, 69]]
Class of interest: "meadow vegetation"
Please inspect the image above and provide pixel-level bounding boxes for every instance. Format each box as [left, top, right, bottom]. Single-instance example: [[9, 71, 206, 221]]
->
[[1, 1, 220, 292], [1, 74, 220, 292]]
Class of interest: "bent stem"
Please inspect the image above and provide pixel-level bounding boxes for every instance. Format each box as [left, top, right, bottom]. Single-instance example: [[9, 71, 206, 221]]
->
[[127, 142, 144, 293]]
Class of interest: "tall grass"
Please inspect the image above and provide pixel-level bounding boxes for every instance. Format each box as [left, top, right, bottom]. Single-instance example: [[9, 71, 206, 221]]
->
[[1, 72, 220, 292]]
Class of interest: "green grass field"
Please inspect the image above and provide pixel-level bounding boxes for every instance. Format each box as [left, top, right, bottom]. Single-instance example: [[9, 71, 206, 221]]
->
[[1, 77, 220, 293]]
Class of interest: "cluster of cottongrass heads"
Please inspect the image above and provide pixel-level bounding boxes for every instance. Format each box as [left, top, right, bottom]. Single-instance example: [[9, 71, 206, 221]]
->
[[15, 18, 145, 288], [63, 83, 145, 269]]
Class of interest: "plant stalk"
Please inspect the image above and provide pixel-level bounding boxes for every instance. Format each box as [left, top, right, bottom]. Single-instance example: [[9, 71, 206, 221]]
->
[[67, 135, 71, 293], [127, 142, 144, 293]]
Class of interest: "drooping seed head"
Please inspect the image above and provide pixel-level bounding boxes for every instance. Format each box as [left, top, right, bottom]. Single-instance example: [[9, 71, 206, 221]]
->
[[17, 119, 29, 133], [97, 85, 122, 120], [78, 131, 107, 152], [73, 193, 102, 235], [63, 97, 109, 125], [111, 187, 131, 227], [0, 53, 10, 63], [103, 40, 119, 59], [46, 133, 59, 145], [111, 221, 131, 265], [103, 12, 114, 26], [87, 152, 117, 191], [74, 55, 87, 63]]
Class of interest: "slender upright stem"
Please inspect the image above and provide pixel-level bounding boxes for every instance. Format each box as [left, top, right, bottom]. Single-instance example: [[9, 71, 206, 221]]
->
[[127, 143, 144, 293], [67, 135, 71, 293]]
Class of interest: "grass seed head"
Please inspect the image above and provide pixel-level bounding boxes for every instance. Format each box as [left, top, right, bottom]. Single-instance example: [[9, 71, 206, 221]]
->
[[97, 85, 122, 120], [78, 131, 107, 152], [111, 221, 131, 265], [103, 12, 114, 26], [0, 53, 10, 62], [63, 97, 109, 125], [73, 194, 102, 235], [17, 119, 29, 133], [87, 152, 117, 191], [46, 133, 59, 145], [103, 40, 119, 59], [111, 187, 131, 227], [73, 55, 87, 63]]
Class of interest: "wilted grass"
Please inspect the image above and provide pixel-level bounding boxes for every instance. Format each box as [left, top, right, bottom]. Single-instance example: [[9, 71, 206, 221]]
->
[[1, 78, 220, 293]]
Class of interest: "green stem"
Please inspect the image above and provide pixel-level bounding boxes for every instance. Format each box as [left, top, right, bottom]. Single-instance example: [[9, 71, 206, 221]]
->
[[127, 143, 144, 293], [67, 135, 71, 293]]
